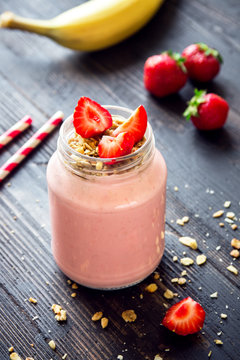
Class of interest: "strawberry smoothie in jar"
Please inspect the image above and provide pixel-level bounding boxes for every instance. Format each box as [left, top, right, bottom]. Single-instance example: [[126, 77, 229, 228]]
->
[[47, 99, 167, 289]]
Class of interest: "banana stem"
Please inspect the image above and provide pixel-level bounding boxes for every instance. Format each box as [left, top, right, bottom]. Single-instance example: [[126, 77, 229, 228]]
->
[[0, 11, 52, 36]]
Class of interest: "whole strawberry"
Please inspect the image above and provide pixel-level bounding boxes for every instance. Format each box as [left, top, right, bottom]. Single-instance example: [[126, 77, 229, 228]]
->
[[182, 43, 222, 82], [183, 89, 229, 130], [144, 51, 188, 97]]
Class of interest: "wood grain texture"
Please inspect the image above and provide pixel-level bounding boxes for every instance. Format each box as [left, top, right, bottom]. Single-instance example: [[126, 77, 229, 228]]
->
[[0, 0, 239, 359]]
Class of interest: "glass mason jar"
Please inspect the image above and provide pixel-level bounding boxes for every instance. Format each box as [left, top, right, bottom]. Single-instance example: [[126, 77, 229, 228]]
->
[[47, 105, 167, 290]]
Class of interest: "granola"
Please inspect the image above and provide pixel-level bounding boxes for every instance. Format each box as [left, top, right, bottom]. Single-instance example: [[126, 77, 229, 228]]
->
[[196, 254, 207, 265], [220, 313, 227, 319], [180, 257, 194, 266], [29, 297, 37, 304], [212, 210, 224, 218], [230, 249, 239, 258], [227, 265, 238, 275], [68, 116, 146, 158], [48, 340, 56, 350], [231, 238, 240, 249], [223, 201, 231, 208], [9, 353, 22, 360], [91, 311, 103, 321], [214, 339, 223, 345], [67, 116, 146, 173], [51, 304, 67, 321], [145, 283, 158, 293], [101, 317, 109, 328], [154, 356, 163, 360], [179, 236, 198, 250], [122, 310, 137, 322], [163, 289, 174, 299], [178, 277, 187, 285], [210, 292, 218, 299]]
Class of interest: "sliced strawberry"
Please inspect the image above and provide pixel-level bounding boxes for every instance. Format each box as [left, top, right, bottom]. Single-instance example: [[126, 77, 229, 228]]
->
[[73, 97, 112, 138], [98, 132, 134, 159], [113, 105, 147, 144], [162, 297, 206, 336]]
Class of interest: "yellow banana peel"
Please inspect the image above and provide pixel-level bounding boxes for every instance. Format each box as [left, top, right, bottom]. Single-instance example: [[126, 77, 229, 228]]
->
[[0, 0, 164, 51]]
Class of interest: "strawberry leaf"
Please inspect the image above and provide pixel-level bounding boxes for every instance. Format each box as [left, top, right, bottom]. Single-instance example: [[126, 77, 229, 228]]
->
[[197, 42, 223, 64], [183, 89, 207, 121], [164, 50, 187, 73]]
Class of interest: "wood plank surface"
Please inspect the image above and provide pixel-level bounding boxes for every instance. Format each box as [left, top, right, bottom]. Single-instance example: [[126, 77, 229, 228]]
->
[[0, 1, 239, 360]]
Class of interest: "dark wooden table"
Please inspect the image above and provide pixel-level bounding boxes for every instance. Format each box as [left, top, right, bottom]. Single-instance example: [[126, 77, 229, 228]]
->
[[0, 1, 239, 359]]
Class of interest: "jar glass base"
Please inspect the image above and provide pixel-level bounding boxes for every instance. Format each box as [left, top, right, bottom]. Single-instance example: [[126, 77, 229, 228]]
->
[[54, 256, 163, 291]]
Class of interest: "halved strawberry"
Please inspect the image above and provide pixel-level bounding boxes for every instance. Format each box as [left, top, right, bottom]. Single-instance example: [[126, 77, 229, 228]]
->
[[98, 132, 134, 159], [162, 297, 205, 336], [73, 97, 112, 138], [113, 105, 147, 144]]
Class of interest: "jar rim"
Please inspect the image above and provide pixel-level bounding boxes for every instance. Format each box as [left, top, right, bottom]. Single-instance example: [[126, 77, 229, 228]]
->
[[60, 105, 153, 162], [58, 105, 155, 177]]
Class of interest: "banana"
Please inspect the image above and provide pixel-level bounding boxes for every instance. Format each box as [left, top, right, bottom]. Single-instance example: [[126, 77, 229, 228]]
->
[[0, 0, 164, 51]]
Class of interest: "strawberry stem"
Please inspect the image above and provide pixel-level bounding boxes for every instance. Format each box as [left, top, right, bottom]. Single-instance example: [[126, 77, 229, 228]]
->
[[164, 50, 187, 73], [183, 89, 207, 121], [197, 42, 223, 63]]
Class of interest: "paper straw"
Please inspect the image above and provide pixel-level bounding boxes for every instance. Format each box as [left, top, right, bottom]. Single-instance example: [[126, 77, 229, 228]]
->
[[0, 110, 64, 182], [0, 115, 32, 149]]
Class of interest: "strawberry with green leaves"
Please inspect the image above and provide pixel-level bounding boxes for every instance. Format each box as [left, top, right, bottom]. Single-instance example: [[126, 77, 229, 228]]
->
[[162, 297, 206, 336], [184, 89, 229, 130], [182, 43, 223, 82], [144, 51, 188, 97]]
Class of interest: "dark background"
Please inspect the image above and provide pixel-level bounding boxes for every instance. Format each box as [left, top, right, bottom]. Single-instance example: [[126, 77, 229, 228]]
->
[[0, 1, 239, 359]]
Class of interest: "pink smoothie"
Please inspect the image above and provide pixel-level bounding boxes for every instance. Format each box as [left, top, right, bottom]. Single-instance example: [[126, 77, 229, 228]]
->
[[47, 147, 167, 289]]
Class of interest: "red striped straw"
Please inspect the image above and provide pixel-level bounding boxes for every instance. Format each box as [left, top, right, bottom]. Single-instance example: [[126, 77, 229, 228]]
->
[[0, 115, 32, 149], [0, 110, 64, 182]]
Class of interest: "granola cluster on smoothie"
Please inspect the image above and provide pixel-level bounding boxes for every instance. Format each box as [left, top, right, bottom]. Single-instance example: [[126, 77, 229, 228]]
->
[[68, 97, 147, 160]]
